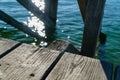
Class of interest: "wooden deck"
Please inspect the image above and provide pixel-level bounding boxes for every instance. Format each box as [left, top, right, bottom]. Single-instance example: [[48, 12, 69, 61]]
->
[[0, 38, 115, 80]]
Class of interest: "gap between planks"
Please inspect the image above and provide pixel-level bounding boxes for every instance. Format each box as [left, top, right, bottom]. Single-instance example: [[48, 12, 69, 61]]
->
[[0, 43, 61, 80], [0, 38, 80, 80], [0, 38, 109, 80], [46, 52, 107, 80], [0, 38, 22, 58]]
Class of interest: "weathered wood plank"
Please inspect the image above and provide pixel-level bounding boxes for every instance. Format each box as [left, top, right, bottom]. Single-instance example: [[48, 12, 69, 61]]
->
[[0, 43, 61, 80], [0, 10, 43, 40], [48, 40, 80, 54], [0, 38, 21, 58], [46, 52, 107, 80], [81, 0, 106, 57], [0, 43, 39, 79], [114, 65, 120, 80]]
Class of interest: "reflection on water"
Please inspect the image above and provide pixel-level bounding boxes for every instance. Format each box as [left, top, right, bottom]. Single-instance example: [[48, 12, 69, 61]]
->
[[27, 0, 45, 37], [26, 0, 47, 46], [0, 0, 51, 47]]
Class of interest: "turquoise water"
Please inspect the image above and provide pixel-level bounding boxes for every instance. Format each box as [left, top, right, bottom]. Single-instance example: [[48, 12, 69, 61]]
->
[[0, 0, 120, 65]]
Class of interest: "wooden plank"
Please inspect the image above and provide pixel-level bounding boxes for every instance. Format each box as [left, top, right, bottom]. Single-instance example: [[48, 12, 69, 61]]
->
[[100, 60, 113, 80], [81, 0, 106, 57], [0, 10, 43, 40], [0, 43, 61, 80], [0, 38, 21, 58], [48, 40, 80, 54], [114, 65, 120, 80], [46, 52, 107, 80]]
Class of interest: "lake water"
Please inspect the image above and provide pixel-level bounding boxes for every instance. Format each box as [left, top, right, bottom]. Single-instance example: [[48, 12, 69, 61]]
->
[[0, 0, 120, 65]]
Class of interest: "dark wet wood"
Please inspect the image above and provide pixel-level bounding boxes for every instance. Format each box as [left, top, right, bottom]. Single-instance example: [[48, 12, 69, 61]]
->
[[81, 0, 106, 57], [77, 0, 88, 22], [44, 0, 58, 25]]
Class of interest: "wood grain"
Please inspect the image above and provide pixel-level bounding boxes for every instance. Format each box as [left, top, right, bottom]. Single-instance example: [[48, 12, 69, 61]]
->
[[46, 52, 107, 80], [0, 38, 20, 58], [48, 40, 80, 54], [0, 43, 60, 80]]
